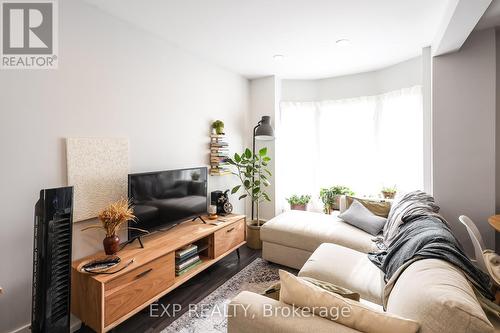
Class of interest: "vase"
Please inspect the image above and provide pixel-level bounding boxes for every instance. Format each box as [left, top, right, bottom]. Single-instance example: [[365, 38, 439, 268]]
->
[[246, 219, 267, 250], [291, 204, 306, 211], [382, 191, 396, 199], [103, 235, 120, 255]]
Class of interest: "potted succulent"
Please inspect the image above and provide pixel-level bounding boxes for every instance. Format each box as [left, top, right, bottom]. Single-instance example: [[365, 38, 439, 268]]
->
[[81, 199, 146, 255], [286, 194, 311, 211], [381, 185, 397, 199], [228, 147, 272, 249], [319, 186, 354, 214], [212, 120, 225, 135]]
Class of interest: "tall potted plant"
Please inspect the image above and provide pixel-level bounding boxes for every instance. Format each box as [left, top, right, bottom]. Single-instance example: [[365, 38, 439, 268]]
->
[[319, 186, 354, 214], [228, 147, 272, 249]]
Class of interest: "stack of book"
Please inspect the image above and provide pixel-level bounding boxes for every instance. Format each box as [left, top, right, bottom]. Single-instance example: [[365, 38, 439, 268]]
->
[[210, 134, 231, 175], [175, 244, 202, 276]]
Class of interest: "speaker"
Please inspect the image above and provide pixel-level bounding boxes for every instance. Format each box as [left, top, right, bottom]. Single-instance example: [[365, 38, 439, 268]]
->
[[31, 186, 73, 333]]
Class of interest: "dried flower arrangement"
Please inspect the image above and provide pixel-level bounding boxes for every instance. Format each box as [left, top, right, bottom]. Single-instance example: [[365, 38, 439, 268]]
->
[[81, 199, 146, 254]]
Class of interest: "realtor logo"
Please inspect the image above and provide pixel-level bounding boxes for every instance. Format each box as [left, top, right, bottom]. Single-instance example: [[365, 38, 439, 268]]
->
[[1, 0, 58, 69]]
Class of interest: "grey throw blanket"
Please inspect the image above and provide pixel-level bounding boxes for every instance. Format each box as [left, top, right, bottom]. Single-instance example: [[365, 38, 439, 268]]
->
[[369, 215, 494, 301]]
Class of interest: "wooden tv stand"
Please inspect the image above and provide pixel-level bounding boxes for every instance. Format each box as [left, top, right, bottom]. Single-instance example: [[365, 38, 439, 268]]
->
[[71, 214, 246, 333]]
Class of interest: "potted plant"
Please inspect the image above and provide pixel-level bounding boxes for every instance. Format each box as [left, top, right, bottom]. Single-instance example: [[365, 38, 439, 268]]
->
[[319, 186, 354, 214], [212, 120, 225, 135], [286, 194, 311, 211], [381, 185, 397, 199], [81, 199, 146, 255], [228, 147, 272, 249]]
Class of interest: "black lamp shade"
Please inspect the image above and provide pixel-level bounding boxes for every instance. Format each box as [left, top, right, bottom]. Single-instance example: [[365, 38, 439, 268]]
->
[[255, 116, 275, 141]]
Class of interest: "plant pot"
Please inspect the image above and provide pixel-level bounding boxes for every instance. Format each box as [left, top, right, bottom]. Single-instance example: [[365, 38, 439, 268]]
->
[[246, 219, 266, 250], [382, 191, 396, 199], [103, 235, 120, 255], [290, 204, 307, 211]]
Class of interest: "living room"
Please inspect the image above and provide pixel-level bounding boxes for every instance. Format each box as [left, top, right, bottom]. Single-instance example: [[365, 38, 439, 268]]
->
[[1, 0, 500, 333]]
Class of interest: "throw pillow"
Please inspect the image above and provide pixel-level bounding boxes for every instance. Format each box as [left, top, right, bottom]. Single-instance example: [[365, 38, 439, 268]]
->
[[383, 190, 440, 242], [262, 278, 360, 301], [339, 200, 387, 236], [345, 196, 391, 218], [279, 270, 420, 333]]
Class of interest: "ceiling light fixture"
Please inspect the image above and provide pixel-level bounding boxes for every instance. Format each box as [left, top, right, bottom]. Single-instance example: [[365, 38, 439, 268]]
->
[[335, 39, 350, 46], [273, 54, 284, 61]]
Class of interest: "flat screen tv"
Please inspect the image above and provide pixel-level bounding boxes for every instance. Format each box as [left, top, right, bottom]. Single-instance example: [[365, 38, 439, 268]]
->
[[128, 167, 208, 239]]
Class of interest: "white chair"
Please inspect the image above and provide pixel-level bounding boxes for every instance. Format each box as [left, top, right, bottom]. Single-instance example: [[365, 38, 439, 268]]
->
[[458, 215, 487, 272]]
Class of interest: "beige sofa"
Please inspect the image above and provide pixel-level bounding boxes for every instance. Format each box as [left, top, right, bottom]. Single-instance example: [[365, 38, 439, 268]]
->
[[260, 210, 377, 269], [228, 210, 498, 333]]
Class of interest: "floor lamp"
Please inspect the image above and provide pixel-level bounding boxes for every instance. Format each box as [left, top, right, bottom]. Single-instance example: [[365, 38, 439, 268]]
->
[[252, 115, 275, 220]]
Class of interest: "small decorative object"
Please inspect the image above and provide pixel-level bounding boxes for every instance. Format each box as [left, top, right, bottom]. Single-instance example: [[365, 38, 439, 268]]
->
[[228, 147, 272, 249], [208, 205, 218, 220], [212, 120, 225, 135], [80, 255, 121, 273], [286, 194, 311, 211], [81, 199, 145, 255], [381, 185, 397, 199], [211, 190, 233, 215], [319, 186, 354, 214]]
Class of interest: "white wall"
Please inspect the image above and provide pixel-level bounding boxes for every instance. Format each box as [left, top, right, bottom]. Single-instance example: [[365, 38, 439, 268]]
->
[[432, 28, 496, 254], [0, 1, 249, 332], [281, 56, 422, 101]]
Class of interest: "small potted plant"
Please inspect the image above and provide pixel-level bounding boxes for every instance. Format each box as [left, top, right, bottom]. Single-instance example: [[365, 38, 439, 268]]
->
[[228, 147, 272, 250], [286, 194, 311, 211], [212, 120, 225, 135], [319, 186, 354, 214], [381, 185, 397, 199], [81, 199, 146, 255]]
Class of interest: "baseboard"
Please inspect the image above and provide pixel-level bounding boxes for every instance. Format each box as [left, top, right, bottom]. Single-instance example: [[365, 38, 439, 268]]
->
[[8, 315, 81, 333]]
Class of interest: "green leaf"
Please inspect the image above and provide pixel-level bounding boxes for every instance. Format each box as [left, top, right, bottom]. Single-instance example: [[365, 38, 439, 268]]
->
[[231, 185, 241, 194], [263, 157, 271, 162], [245, 148, 252, 158], [244, 180, 250, 188], [259, 147, 268, 156], [262, 162, 267, 166], [264, 169, 272, 177], [234, 153, 241, 163], [262, 192, 271, 202], [254, 180, 260, 186], [253, 187, 260, 194], [238, 194, 248, 200]]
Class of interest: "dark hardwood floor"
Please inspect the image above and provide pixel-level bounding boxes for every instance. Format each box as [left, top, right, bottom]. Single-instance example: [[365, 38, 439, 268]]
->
[[77, 246, 261, 333]]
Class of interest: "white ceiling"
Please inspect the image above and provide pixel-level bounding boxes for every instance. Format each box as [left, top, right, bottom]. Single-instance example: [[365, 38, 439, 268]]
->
[[84, 0, 450, 79]]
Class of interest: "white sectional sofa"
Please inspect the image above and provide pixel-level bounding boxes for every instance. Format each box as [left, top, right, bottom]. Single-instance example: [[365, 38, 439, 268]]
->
[[261, 210, 377, 269], [228, 209, 498, 333]]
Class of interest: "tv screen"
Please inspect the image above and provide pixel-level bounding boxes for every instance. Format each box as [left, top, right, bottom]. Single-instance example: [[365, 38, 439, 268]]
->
[[128, 167, 208, 238]]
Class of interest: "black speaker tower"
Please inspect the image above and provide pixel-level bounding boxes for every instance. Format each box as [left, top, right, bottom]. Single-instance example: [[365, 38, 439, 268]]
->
[[31, 187, 73, 333]]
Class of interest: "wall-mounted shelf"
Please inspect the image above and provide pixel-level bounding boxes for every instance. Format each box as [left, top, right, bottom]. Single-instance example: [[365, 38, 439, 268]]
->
[[210, 134, 230, 176]]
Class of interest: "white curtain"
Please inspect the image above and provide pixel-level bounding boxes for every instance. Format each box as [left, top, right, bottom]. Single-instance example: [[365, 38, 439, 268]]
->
[[278, 86, 423, 212]]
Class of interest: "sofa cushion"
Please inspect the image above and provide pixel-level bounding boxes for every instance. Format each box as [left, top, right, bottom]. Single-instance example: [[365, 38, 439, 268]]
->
[[299, 243, 384, 304], [387, 258, 494, 333], [339, 200, 387, 236], [280, 270, 420, 333], [345, 196, 391, 218], [261, 211, 377, 254]]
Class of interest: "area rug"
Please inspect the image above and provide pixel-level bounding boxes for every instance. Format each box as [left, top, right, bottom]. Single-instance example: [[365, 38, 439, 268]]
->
[[161, 258, 282, 333]]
